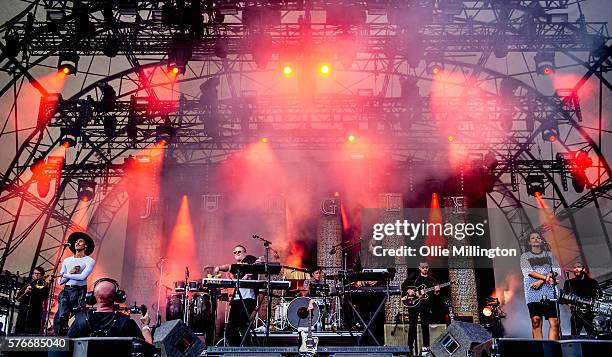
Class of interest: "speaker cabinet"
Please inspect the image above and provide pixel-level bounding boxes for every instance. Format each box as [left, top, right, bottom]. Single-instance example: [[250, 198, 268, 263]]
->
[[384, 323, 446, 351], [153, 319, 205, 357], [430, 321, 490, 357]]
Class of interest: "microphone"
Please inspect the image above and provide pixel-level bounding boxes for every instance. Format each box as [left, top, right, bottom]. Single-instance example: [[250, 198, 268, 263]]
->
[[62, 243, 71, 247], [185, 266, 189, 278], [252, 235, 260, 239]]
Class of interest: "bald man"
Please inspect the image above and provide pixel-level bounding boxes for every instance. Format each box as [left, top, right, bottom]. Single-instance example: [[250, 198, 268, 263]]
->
[[67, 279, 152, 344]]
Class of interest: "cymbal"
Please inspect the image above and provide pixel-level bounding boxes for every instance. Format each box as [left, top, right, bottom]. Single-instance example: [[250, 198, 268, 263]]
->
[[281, 265, 309, 273]]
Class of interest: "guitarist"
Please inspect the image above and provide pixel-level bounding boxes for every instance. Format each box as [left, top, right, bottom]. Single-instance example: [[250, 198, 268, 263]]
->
[[401, 262, 440, 355]]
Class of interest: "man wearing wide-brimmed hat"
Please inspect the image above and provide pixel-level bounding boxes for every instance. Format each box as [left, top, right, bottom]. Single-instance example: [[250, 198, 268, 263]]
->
[[53, 231, 96, 335]]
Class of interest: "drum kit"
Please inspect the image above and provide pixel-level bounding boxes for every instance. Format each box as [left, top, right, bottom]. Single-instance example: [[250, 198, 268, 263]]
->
[[272, 282, 337, 332]]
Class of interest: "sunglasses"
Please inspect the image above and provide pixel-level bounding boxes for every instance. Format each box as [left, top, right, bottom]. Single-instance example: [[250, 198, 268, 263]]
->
[[233, 250, 244, 254]]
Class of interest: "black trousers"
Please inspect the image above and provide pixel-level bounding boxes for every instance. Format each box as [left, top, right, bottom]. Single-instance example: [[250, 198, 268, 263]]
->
[[408, 303, 432, 352], [227, 298, 256, 346], [53, 285, 86, 336], [570, 310, 595, 335]]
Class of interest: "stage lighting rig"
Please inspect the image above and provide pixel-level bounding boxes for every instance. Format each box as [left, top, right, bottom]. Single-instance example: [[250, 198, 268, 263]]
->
[[525, 174, 546, 197], [156, 118, 176, 145], [251, 33, 273, 70], [77, 179, 96, 202], [567, 150, 593, 193], [480, 297, 505, 337], [214, 39, 228, 59], [103, 36, 119, 58], [541, 119, 559, 142], [167, 39, 193, 75], [336, 32, 357, 69], [57, 52, 79, 75], [534, 51, 555, 75], [37, 93, 63, 130], [60, 127, 79, 148], [426, 55, 444, 75]]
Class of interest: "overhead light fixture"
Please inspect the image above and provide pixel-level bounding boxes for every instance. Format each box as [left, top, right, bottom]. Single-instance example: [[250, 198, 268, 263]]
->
[[534, 51, 555, 75], [156, 121, 176, 145], [77, 179, 96, 202], [541, 120, 559, 142], [525, 174, 546, 196], [60, 127, 79, 148], [319, 63, 331, 76], [57, 52, 79, 75], [426, 54, 444, 75], [336, 32, 358, 69], [103, 36, 119, 58], [214, 38, 228, 59], [282, 64, 293, 77], [251, 33, 273, 70], [167, 38, 193, 75]]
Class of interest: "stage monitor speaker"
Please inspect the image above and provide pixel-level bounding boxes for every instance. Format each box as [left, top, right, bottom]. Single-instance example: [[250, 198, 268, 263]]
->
[[384, 323, 446, 351], [153, 319, 205, 357], [488, 338, 560, 357], [560, 339, 612, 357], [430, 321, 491, 357], [71, 337, 158, 357]]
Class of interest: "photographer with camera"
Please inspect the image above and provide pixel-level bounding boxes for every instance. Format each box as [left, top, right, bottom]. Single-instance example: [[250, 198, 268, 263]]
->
[[67, 278, 152, 344]]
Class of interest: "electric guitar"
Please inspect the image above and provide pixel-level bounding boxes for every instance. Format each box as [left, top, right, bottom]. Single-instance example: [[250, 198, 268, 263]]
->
[[401, 281, 452, 308], [299, 299, 319, 355]]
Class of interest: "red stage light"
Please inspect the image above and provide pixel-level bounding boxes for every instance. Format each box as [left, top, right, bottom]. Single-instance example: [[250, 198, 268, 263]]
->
[[546, 134, 557, 142], [282, 65, 293, 76], [61, 66, 71, 75], [431, 65, 442, 75], [334, 191, 340, 197], [447, 135, 455, 142], [260, 137, 268, 143], [542, 66, 554, 76], [482, 306, 493, 317], [170, 66, 180, 75]]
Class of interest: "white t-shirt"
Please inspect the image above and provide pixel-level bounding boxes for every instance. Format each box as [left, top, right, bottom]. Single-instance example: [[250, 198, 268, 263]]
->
[[58, 255, 96, 286]]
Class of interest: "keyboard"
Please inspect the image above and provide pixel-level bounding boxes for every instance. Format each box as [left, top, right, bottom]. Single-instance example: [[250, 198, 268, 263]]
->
[[202, 278, 291, 290], [341, 285, 402, 295]]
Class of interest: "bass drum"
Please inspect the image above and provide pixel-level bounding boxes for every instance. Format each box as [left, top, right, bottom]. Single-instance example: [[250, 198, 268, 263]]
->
[[189, 293, 213, 333], [165, 294, 184, 321], [287, 297, 320, 330]]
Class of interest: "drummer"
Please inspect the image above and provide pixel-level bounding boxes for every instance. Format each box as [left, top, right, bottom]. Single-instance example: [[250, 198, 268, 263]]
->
[[303, 267, 323, 296]]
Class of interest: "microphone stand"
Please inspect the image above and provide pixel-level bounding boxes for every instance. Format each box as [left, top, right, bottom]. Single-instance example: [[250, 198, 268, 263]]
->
[[331, 239, 362, 332], [543, 242, 562, 338], [252, 234, 272, 345], [156, 258, 166, 327], [44, 243, 69, 336]]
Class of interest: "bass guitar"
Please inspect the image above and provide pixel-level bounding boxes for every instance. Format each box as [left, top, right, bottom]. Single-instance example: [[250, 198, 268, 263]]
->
[[401, 282, 452, 308]]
